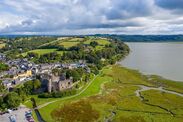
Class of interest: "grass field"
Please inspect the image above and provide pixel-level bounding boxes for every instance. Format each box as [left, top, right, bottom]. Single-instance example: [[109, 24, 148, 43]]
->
[[21, 49, 63, 56], [67, 38, 83, 42], [26, 65, 183, 122], [59, 41, 80, 48], [58, 37, 83, 48], [21, 37, 110, 57], [84, 39, 110, 45], [0, 43, 5, 49]]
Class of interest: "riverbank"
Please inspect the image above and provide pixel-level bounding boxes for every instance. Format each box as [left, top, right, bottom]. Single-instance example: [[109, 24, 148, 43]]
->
[[32, 65, 183, 122]]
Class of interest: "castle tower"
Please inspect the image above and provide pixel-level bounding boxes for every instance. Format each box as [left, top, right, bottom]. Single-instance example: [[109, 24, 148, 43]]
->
[[58, 81, 62, 91], [48, 77, 52, 93]]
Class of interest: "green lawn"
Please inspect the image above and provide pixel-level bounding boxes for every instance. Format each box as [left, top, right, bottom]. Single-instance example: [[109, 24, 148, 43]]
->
[[21, 49, 63, 56]]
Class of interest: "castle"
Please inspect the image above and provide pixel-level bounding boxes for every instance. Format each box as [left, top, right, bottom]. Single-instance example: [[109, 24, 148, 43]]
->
[[40, 73, 73, 93]]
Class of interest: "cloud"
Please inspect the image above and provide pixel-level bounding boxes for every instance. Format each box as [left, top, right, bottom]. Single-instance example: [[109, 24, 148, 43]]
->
[[155, 0, 183, 10], [105, 0, 154, 20], [0, 0, 182, 34]]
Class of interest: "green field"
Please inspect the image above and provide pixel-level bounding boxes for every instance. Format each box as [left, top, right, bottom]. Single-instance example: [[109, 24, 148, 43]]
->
[[59, 41, 80, 48], [84, 39, 110, 45], [0, 43, 5, 49], [58, 37, 83, 48], [21, 37, 110, 57], [26, 65, 183, 122], [67, 38, 83, 42], [21, 49, 63, 56]]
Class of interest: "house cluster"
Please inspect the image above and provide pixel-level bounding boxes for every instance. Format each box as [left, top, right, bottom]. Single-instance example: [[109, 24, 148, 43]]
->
[[0, 58, 34, 89], [0, 53, 6, 61], [0, 57, 89, 92]]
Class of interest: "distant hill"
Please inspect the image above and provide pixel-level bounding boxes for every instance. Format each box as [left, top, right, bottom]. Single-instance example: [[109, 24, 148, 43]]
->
[[95, 34, 183, 42], [1, 34, 183, 42]]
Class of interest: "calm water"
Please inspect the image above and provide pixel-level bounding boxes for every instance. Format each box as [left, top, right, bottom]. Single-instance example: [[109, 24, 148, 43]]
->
[[119, 42, 183, 82]]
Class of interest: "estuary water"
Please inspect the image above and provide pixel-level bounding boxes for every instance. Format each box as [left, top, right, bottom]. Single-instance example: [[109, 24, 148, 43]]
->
[[119, 42, 183, 82]]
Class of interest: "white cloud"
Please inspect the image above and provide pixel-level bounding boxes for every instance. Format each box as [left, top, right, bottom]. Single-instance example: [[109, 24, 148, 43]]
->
[[0, 0, 182, 34]]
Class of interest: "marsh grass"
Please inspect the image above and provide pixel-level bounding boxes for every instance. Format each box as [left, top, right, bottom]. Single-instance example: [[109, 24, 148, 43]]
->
[[27, 65, 183, 122]]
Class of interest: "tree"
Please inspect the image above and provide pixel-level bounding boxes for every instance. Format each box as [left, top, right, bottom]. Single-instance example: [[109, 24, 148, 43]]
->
[[52, 68, 60, 75], [27, 52, 39, 59], [66, 69, 81, 82], [4, 92, 21, 108], [90, 41, 98, 47], [66, 70, 72, 79], [71, 70, 81, 82], [0, 62, 9, 72], [33, 79, 41, 90], [23, 80, 34, 94], [23, 80, 41, 94], [0, 80, 5, 92], [15, 88, 27, 102]]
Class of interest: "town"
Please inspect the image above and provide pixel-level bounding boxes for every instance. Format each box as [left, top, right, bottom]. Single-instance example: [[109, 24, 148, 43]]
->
[[0, 53, 89, 94], [0, 36, 129, 122], [0, 52, 90, 122]]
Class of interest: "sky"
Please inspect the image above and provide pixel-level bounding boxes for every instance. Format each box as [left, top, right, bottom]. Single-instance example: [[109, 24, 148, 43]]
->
[[0, 0, 183, 35]]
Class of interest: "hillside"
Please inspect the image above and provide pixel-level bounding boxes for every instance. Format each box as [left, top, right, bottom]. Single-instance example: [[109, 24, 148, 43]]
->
[[96, 34, 183, 42]]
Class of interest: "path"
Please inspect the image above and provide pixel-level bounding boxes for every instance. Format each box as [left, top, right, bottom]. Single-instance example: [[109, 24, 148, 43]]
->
[[135, 85, 183, 99], [38, 37, 68, 48], [134, 84, 183, 116]]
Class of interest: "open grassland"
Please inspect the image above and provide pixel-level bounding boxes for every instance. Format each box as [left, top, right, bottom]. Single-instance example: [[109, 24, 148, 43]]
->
[[84, 39, 110, 45], [59, 41, 80, 48], [58, 37, 83, 48], [21, 49, 63, 56], [34, 65, 183, 122], [0, 43, 5, 49], [83, 38, 111, 51], [67, 37, 84, 42]]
